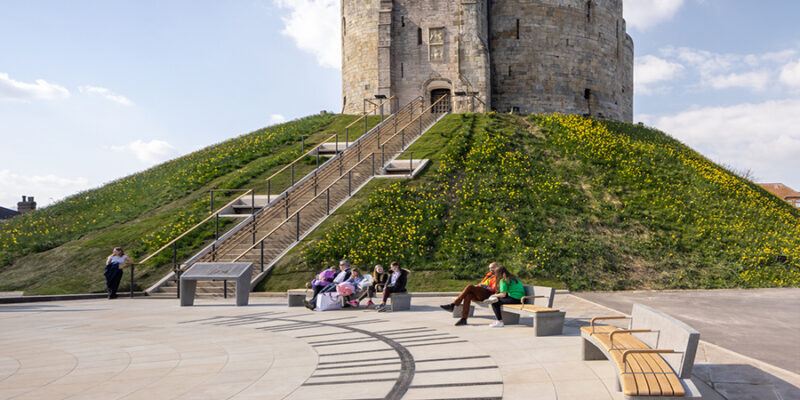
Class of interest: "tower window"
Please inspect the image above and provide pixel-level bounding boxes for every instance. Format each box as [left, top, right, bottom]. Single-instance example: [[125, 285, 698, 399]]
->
[[342, 17, 346, 36], [587, 1, 592, 23], [516, 19, 520, 39], [508, 65, 512, 76], [584, 88, 592, 99], [401, 16, 405, 27], [417, 28, 422, 45], [401, 63, 404, 78]]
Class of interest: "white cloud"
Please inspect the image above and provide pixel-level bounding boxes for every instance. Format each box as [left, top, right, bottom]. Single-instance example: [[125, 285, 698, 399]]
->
[[79, 85, 134, 106], [635, 55, 684, 94], [641, 99, 800, 188], [707, 70, 770, 91], [273, 0, 341, 69], [624, 0, 685, 31], [0, 72, 69, 102], [779, 59, 800, 88], [111, 140, 177, 164], [0, 170, 90, 208], [269, 114, 287, 124]]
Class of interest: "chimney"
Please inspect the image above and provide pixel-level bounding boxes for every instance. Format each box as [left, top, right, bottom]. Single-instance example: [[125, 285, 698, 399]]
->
[[17, 195, 37, 214]]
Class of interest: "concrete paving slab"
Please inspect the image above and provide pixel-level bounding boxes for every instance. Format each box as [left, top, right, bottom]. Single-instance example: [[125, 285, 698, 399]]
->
[[0, 294, 798, 399]]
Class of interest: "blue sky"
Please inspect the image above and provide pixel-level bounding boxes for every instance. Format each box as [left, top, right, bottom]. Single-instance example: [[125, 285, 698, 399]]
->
[[1, 0, 799, 208]]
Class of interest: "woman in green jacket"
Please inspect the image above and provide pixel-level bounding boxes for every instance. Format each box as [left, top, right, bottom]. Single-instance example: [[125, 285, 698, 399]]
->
[[488, 265, 524, 327]]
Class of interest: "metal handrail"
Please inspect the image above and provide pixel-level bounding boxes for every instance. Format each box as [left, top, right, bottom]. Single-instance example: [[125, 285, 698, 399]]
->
[[232, 97, 440, 263], [135, 189, 254, 265], [232, 154, 375, 261], [344, 95, 397, 130], [379, 95, 448, 148], [264, 133, 337, 183], [177, 96, 422, 272], [176, 97, 418, 268]]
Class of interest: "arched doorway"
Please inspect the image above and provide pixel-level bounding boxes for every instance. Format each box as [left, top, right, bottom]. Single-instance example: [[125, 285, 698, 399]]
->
[[430, 88, 451, 113]]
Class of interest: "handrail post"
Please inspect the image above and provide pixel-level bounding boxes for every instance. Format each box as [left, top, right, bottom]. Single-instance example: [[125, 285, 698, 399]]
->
[[210, 190, 214, 213], [296, 212, 300, 241], [314, 171, 318, 196], [291, 164, 295, 186], [285, 195, 289, 219], [358, 141, 361, 162], [260, 240, 264, 272], [409, 152, 413, 175], [130, 264, 135, 298], [401, 129, 405, 150], [348, 171, 352, 196], [316, 147, 320, 168], [326, 187, 330, 215], [363, 112, 367, 135], [267, 179, 271, 201], [339, 156, 343, 176], [251, 191, 256, 244], [382, 144, 385, 166], [372, 152, 375, 176], [173, 243, 179, 299], [336, 133, 339, 153], [419, 114, 423, 135]]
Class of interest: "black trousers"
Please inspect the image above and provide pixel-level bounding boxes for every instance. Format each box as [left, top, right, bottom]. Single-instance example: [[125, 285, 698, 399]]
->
[[492, 296, 521, 320], [104, 266, 123, 297]]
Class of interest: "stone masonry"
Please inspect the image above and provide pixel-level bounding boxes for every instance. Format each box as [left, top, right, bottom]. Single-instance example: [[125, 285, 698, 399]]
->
[[342, 0, 633, 122]]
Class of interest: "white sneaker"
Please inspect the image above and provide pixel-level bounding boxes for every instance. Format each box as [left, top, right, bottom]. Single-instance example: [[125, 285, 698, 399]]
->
[[490, 321, 504, 327], [484, 296, 499, 304]]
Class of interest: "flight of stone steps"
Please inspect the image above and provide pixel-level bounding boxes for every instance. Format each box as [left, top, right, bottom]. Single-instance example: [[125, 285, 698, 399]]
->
[[148, 96, 447, 298]]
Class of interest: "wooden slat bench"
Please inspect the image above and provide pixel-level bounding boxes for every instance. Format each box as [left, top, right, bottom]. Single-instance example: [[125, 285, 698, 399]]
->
[[453, 285, 565, 336], [581, 304, 702, 399]]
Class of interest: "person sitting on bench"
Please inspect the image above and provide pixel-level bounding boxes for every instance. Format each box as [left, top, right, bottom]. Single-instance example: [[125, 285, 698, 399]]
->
[[440, 262, 499, 326], [487, 265, 524, 327], [376, 262, 408, 312], [305, 260, 351, 310], [357, 264, 388, 307]]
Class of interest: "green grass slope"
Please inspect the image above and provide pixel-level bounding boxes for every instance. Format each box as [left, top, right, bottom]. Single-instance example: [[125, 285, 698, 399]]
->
[[0, 114, 383, 295], [265, 112, 799, 291]]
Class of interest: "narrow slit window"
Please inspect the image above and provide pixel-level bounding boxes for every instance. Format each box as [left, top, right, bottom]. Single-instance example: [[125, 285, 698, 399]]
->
[[508, 65, 512, 76], [401, 16, 405, 27], [401, 63, 404, 78], [342, 17, 346, 35], [417, 28, 422, 45], [587, 1, 592, 23], [516, 19, 520, 39]]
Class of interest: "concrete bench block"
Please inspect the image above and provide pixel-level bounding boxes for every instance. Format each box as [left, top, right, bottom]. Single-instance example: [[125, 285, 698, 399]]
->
[[287, 290, 307, 307], [390, 293, 411, 311], [533, 311, 566, 336]]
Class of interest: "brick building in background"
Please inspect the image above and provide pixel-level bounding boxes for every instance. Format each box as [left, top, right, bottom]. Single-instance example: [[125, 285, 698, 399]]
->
[[758, 183, 800, 208]]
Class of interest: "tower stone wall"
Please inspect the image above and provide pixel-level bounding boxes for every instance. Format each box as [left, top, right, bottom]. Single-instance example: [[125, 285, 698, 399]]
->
[[341, 0, 633, 121]]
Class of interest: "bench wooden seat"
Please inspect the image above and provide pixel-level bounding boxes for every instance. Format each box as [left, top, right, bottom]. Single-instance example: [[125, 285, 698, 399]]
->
[[581, 304, 702, 399]]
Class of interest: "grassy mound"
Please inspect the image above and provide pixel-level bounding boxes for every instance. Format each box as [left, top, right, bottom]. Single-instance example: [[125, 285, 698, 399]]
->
[[0, 114, 382, 294], [277, 113, 799, 291]]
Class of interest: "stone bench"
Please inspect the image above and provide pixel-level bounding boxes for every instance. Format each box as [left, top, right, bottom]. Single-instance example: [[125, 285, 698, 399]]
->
[[581, 304, 702, 399], [287, 289, 308, 307], [387, 292, 411, 311], [452, 285, 565, 336]]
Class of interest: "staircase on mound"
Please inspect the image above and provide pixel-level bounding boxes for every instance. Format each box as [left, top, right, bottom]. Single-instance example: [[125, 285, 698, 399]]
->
[[146, 95, 449, 298]]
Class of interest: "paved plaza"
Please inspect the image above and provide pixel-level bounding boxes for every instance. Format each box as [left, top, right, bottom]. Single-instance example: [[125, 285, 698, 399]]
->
[[0, 293, 798, 399]]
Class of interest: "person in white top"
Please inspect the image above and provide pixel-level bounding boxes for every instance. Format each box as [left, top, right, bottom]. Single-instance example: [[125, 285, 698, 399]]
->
[[105, 247, 132, 299]]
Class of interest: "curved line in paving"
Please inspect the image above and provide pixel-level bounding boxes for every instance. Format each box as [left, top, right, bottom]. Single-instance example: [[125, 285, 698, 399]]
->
[[268, 316, 415, 400]]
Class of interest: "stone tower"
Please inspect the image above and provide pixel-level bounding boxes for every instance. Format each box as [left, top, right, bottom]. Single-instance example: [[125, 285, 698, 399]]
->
[[341, 0, 633, 122]]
